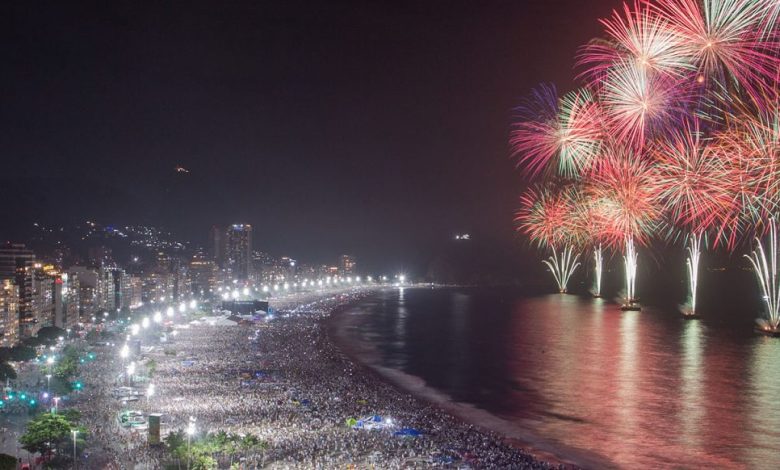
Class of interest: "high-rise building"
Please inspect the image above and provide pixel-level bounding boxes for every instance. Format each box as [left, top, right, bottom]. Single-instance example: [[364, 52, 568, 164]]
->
[[0, 279, 19, 347], [97, 267, 115, 312], [190, 251, 216, 295], [68, 266, 99, 320], [126, 276, 143, 309], [30, 266, 55, 334], [0, 243, 35, 339], [62, 273, 80, 330], [339, 255, 356, 275], [225, 224, 252, 281], [171, 259, 190, 301], [209, 226, 225, 268], [112, 268, 128, 311]]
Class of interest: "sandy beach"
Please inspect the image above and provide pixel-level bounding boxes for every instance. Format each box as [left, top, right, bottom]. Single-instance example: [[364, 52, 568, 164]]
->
[[71, 288, 566, 468]]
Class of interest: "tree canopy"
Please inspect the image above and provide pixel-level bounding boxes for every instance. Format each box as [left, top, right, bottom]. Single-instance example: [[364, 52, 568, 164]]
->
[[0, 362, 16, 381]]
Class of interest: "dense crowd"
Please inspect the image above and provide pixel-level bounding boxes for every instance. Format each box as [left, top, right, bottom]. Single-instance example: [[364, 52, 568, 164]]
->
[[72, 289, 563, 469]]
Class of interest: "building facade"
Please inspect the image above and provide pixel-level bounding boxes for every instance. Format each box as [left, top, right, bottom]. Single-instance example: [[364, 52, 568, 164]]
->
[[225, 224, 252, 281], [0, 280, 19, 348]]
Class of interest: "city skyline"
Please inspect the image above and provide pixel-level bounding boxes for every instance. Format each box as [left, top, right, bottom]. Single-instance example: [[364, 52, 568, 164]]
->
[[1, 1, 779, 468], [0, 0, 625, 274]]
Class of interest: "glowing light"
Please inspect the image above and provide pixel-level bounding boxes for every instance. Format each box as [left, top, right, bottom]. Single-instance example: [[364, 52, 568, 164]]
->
[[685, 233, 702, 315], [593, 244, 604, 297], [543, 245, 581, 293], [624, 237, 638, 306], [745, 218, 780, 330]]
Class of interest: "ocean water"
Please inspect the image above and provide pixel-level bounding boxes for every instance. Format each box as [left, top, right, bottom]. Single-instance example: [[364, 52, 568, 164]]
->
[[338, 286, 780, 469]]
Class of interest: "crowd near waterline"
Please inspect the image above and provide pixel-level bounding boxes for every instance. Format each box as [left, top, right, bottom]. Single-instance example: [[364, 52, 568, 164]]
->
[[9, 288, 564, 469]]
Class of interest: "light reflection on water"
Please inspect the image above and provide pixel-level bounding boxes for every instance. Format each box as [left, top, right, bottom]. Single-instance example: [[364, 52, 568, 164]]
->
[[343, 288, 780, 469]]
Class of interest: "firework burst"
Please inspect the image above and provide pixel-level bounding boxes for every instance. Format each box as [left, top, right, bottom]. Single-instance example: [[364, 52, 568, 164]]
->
[[578, 0, 691, 84], [516, 185, 587, 292], [511, 0, 780, 323], [652, 0, 780, 103], [585, 147, 663, 247], [601, 59, 689, 148], [654, 119, 736, 232], [511, 85, 604, 177]]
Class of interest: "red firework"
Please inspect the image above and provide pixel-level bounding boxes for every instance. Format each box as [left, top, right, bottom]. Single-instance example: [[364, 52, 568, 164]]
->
[[584, 146, 663, 248], [653, 119, 739, 235], [515, 185, 587, 249]]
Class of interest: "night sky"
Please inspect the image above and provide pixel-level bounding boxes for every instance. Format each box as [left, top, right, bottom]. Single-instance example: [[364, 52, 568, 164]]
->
[[0, 0, 624, 273]]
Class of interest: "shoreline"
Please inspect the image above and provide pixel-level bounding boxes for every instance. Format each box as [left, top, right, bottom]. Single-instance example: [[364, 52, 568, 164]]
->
[[325, 288, 599, 469], [70, 287, 571, 468]]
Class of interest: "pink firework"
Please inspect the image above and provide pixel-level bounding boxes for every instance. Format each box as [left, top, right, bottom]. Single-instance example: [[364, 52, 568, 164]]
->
[[653, 119, 738, 234], [515, 185, 587, 249], [511, 85, 605, 177], [710, 102, 780, 246], [585, 146, 663, 248], [510, 84, 563, 177], [578, 0, 691, 85], [650, 0, 780, 104], [600, 59, 690, 149]]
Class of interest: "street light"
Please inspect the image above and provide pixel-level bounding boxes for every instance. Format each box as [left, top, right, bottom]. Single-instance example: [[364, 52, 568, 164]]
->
[[186, 416, 196, 470], [120, 344, 129, 359], [53, 396, 60, 414], [146, 383, 155, 404], [46, 374, 52, 393], [166, 306, 174, 317], [72, 429, 78, 469]]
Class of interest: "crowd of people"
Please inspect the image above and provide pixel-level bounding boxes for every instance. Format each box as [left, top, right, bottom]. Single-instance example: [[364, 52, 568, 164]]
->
[[70, 288, 564, 469]]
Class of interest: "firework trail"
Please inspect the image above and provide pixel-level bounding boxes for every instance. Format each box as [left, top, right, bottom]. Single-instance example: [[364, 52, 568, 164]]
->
[[516, 185, 587, 292], [624, 236, 639, 305], [593, 244, 605, 297], [686, 233, 703, 315], [543, 246, 582, 293], [745, 218, 780, 330]]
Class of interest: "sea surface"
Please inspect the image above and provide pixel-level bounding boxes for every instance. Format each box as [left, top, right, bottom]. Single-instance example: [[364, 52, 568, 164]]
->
[[337, 286, 780, 469]]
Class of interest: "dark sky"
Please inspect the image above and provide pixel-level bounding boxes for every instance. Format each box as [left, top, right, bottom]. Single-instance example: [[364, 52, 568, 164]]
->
[[0, 0, 623, 273]]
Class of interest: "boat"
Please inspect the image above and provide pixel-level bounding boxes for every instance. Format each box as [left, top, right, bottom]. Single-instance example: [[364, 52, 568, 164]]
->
[[754, 326, 780, 337]]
